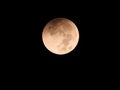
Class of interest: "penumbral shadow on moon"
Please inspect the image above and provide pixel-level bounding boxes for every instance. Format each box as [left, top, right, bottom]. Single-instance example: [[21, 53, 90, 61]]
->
[[45, 18, 73, 36]]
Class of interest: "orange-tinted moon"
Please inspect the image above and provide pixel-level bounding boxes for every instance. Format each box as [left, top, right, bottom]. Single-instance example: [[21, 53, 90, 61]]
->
[[42, 18, 79, 55]]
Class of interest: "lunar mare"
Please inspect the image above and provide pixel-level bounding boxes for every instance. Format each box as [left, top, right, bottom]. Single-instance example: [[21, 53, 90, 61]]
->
[[42, 18, 79, 55]]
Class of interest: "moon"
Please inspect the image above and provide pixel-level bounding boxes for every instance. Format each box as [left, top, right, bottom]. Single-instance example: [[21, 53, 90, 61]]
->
[[42, 18, 79, 55]]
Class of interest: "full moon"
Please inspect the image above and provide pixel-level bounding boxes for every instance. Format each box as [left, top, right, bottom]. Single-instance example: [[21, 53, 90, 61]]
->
[[42, 18, 79, 55]]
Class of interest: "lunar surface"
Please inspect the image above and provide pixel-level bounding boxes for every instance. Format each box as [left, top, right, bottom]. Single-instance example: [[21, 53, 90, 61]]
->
[[42, 18, 79, 55]]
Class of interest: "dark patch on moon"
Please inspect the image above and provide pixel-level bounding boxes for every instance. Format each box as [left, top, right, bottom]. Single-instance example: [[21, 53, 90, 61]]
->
[[46, 25, 58, 36], [63, 23, 73, 32], [47, 25, 54, 30], [58, 34, 73, 51], [58, 29, 66, 36]]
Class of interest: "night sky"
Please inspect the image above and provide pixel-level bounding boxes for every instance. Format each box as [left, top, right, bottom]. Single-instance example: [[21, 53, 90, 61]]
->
[[2, 1, 110, 81], [2, 1, 112, 85]]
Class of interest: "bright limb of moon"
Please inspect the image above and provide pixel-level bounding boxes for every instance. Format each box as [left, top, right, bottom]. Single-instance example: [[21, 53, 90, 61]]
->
[[42, 18, 79, 55]]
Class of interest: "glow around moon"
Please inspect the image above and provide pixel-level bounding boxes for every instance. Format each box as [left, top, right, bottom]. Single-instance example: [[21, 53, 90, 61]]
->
[[42, 18, 79, 55]]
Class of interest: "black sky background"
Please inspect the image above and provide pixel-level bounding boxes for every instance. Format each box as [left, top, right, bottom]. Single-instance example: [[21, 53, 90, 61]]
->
[[0, 1, 116, 89], [1, 1, 115, 86]]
